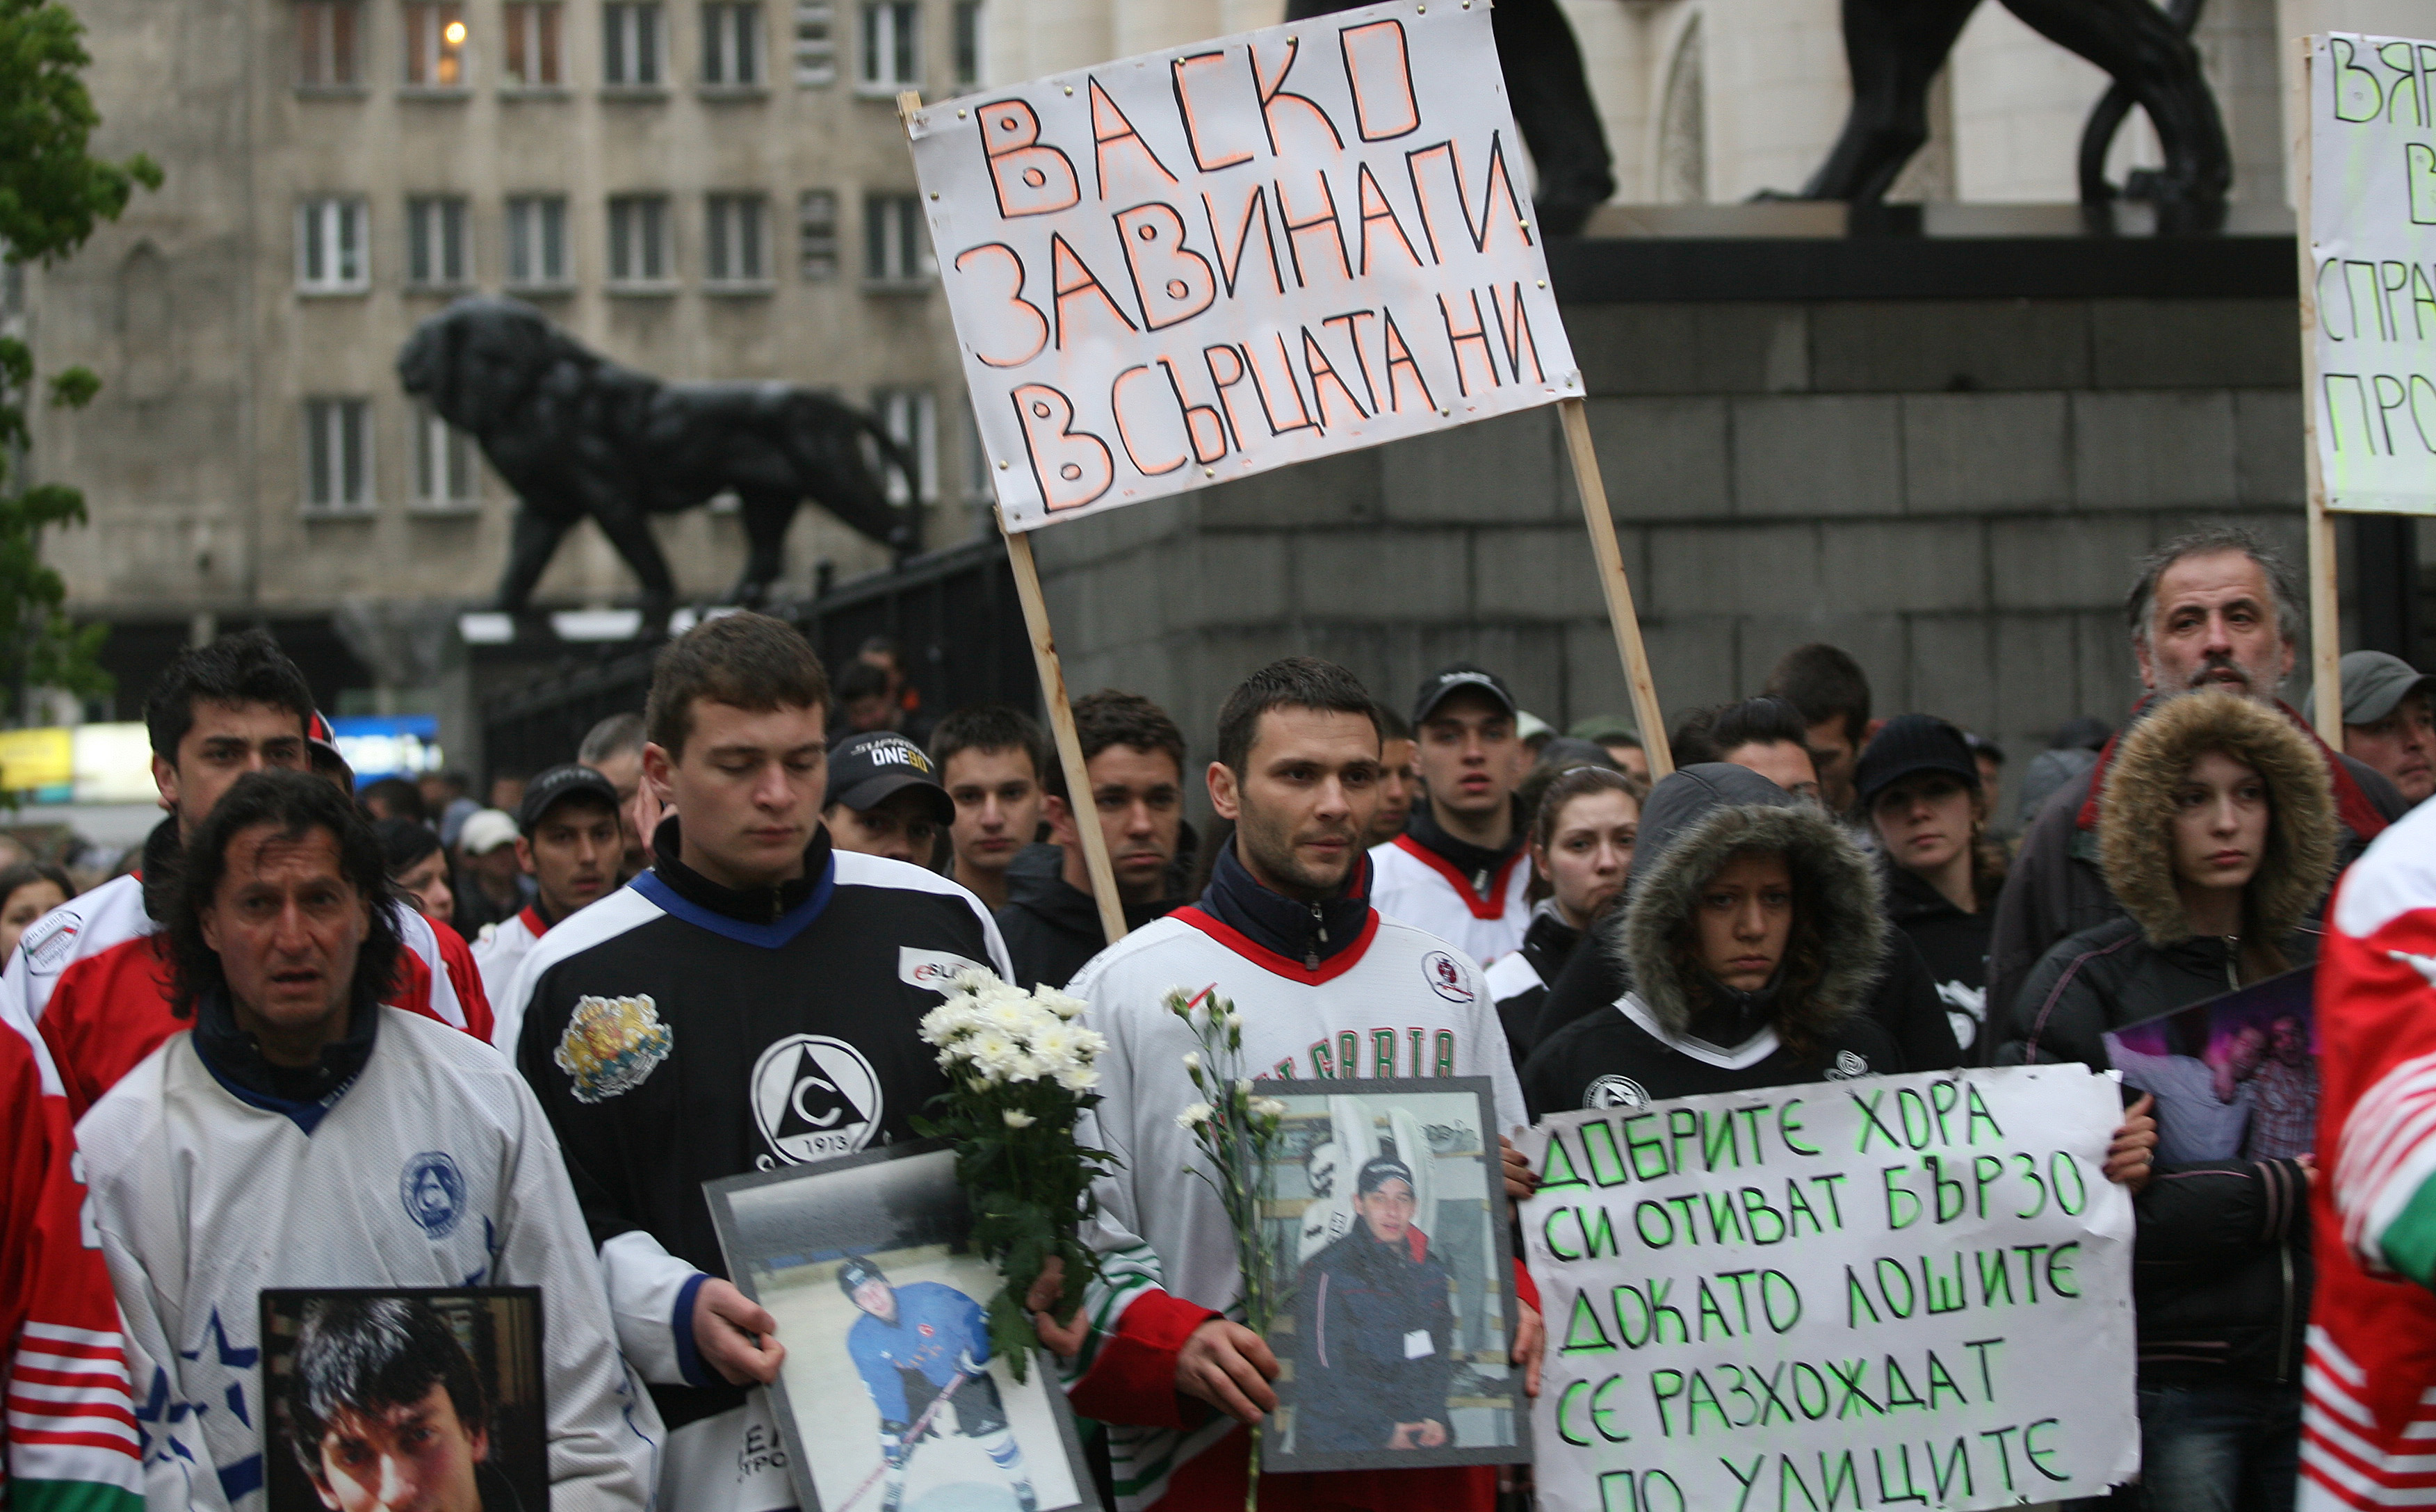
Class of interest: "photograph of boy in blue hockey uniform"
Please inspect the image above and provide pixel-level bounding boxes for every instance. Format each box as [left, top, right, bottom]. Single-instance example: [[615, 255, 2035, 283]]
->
[[841, 1257, 1038, 1512], [1290, 1155, 1457, 1454]]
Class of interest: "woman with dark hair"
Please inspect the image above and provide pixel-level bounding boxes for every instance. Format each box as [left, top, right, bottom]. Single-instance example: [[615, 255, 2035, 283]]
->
[[1488, 765, 1641, 1071], [377, 817, 457, 928], [0, 861, 72, 968], [1855, 715, 2008, 1060]]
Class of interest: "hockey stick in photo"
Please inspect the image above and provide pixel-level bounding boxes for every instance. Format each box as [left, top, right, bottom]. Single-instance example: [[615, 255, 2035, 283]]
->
[[834, 1369, 971, 1512]]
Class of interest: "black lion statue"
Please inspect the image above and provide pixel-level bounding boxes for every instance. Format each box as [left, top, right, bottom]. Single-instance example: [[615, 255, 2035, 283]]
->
[[397, 297, 919, 626]]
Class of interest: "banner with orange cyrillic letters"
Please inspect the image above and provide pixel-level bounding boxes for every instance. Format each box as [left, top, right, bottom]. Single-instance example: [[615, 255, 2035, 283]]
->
[[904, 0, 1580, 531]]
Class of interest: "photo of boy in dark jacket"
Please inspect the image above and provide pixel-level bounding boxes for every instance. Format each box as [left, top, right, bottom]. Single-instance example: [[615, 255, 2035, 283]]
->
[[1289, 1155, 1456, 1454]]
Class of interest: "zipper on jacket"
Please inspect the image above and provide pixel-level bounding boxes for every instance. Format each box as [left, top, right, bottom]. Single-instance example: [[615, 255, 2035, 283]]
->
[[2224, 936, 2241, 992], [1307, 901, 1326, 970]]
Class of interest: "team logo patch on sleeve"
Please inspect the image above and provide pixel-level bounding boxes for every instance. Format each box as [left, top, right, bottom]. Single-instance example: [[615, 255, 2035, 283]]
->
[[19, 911, 79, 974], [555, 993, 674, 1103], [1422, 950, 1475, 1002], [1584, 1075, 1650, 1109], [400, 1151, 467, 1237], [752, 1034, 882, 1165], [1823, 1050, 1870, 1080], [900, 948, 987, 994]]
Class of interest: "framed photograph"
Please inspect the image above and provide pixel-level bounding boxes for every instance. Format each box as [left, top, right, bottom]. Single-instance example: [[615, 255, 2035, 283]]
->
[[1253, 1077, 1531, 1474], [2103, 964, 2317, 1166], [704, 1141, 1100, 1512], [258, 1287, 546, 1512]]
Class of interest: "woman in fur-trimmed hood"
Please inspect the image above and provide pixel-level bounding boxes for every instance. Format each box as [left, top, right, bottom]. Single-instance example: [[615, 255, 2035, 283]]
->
[[1518, 763, 1906, 1115]]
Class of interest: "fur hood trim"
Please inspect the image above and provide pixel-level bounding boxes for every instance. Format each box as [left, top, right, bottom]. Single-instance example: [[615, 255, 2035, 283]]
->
[[2097, 690, 2337, 948], [1598, 764, 1887, 1041]]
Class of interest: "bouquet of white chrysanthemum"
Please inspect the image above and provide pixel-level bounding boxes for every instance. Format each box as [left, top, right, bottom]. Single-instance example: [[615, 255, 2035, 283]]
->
[[914, 968, 1119, 1381], [1166, 986, 1289, 1509]]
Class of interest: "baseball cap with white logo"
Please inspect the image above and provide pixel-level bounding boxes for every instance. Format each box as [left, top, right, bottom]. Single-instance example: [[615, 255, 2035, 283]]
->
[[824, 730, 955, 823], [1411, 662, 1519, 727]]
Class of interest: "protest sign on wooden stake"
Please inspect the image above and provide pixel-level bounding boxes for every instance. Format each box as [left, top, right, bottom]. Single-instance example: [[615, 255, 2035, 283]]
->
[[1520, 1066, 2138, 1512]]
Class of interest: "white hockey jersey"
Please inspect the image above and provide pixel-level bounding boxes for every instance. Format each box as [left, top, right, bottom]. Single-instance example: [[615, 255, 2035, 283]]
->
[[1064, 906, 1527, 1512], [471, 905, 545, 1016], [79, 1008, 663, 1512], [1365, 837, 1530, 966]]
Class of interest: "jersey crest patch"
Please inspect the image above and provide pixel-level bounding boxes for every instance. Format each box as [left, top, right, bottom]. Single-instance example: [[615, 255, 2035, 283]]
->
[[899, 948, 986, 995], [400, 1151, 467, 1238], [1584, 1074, 1650, 1110], [1421, 950, 1473, 1002], [1823, 1050, 1870, 1080], [555, 993, 674, 1103], [752, 1034, 882, 1165], [19, 911, 78, 974]]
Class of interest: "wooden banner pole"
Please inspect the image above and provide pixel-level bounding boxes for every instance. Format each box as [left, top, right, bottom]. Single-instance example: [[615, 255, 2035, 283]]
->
[[2289, 40, 2342, 745], [1559, 397, 1675, 778]]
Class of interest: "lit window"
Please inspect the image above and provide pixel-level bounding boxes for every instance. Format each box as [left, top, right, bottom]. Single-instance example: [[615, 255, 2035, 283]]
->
[[797, 189, 837, 279], [296, 1, 361, 85], [304, 398, 373, 510], [857, 0, 916, 91], [297, 198, 369, 292], [871, 388, 936, 505], [706, 194, 768, 282], [608, 195, 671, 283], [503, 1, 561, 83], [603, 2, 663, 83], [862, 193, 927, 284], [412, 402, 478, 508], [506, 195, 568, 284], [792, 0, 834, 85], [701, 1, 761, 83], [403, 1, 466, 85], [405, 196, 469, 286], [951, 0, 978, 87]]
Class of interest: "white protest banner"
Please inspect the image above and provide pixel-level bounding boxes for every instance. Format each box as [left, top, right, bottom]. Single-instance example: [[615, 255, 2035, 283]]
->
[[1520, 1066, 2137, 1512], [2305, 33, 2436, 513], [902, 0, 1582, 530]]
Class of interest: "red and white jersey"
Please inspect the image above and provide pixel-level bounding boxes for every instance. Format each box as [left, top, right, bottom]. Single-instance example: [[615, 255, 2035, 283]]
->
[[1, 993, 141, 1512], [1366, 836, 1530, 966], [472, 904, 547, 1021], [2305, 796, 2436, 1510]]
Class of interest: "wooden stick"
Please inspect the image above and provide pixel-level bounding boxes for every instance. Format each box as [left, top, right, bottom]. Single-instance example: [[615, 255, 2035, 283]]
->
[[1559, 396, 1674, 777], [2288, 40, 2343, 745], [898, 86, 1126, 950]]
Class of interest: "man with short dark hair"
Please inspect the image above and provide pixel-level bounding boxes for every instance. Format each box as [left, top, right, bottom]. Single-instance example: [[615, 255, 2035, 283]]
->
[[10, 631, 489, 1119], [286, 1296, 501, 1512], [823, 731, 955, 868], [1058, 656, 1539, 1512], [499, 612, 1009, 1512], [932, 706, 1051, 912], [1369, 665, 1534, 964], [1988, 527, 2407, 1018], [834, 662, 900, 737], [996, 690, 1190, 989], [1568, 716, 1648, 784], [1365, 704, 1420, 847], [580, 713, 650, 881], [472, 765, 625, 1006], [1764, 643, 1872, 814], [1705, 696, 1824, 804], [1290, 1154, 1456, 1454], [80, 771, 658, 1512]]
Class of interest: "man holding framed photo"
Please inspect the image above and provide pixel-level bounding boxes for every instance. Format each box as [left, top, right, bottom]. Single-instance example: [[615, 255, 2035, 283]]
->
[[1054, 658, 1543, 1512]]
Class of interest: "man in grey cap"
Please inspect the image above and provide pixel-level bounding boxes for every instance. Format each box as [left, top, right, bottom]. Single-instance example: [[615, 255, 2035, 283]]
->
[[2309, 650, 2435, 807], [822, 730, 955, 868]]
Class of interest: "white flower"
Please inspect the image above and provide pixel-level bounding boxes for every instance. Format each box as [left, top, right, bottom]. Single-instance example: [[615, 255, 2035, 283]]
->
[[1056, 1064, 1100, 1092], [1181, 1051, 1201, 1073], [1226, 1010, 1243, 1030], [1069, 1027, 1107, 1060], [1250, 1097, 1288, 1119], [1038, 988, 1087, 1020], [952, 967, 1001, 993], [966, 1030, 1021, 1083], [1235, 1078, 1254, 1096], [1002, 1109, 1037, 1128], [1176, 1101, 1213, 1129]]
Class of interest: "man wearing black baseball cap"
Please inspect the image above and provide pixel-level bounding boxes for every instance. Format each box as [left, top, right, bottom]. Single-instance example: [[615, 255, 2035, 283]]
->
[[823, 731, 955, 868], [1368, 663, 1534, 965], [1290, 1148, 1456, 1454], [472, 763, 625, 1009]]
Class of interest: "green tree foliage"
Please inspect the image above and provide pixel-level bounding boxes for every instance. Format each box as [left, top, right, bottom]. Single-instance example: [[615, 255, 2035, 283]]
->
[[2, 0, 161, 707]]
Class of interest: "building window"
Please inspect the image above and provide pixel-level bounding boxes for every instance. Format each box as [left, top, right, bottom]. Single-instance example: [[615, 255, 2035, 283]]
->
[[503, 1, 560, 83], [603, 2, 663, 83], [304, 398, 373, 510], [871, 388, 936, 505], [701, 1, 760, 83], [705, 194, 767, 282], [608, 195, 671, 282], [951, 0, 978, 87], [863, 193, 927, 284], [412, 402, 478, 508], [792, 0, 834, 84], [797, 190, 837, 279], [405, 196, 469, 286], [403, 1, 466, 85], [857, 1, 916, 91], [297, 197, 368, 292], [506, 195, 568, 284], [296, 1, 361, 85]]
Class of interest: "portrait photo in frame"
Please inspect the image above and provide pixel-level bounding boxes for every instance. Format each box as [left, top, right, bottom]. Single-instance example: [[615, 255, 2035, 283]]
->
[[1254, 1077, 1531, 1474], [705, 1141, 1101, 1512]]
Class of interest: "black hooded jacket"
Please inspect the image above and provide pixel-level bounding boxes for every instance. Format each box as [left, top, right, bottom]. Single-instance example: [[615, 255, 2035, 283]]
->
[[1491, 902, 1582, 1073], [1520, 765, 1907, 1117], [993, 841, 1186, 990], [1880, 863, 1996, 1062]]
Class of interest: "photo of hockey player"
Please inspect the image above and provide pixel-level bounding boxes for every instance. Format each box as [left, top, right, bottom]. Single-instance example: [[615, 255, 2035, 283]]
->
[[704, 1143, 1096, 1512], [259, 1290, 546, 1512], [1259, 1080, 1532, 1474]]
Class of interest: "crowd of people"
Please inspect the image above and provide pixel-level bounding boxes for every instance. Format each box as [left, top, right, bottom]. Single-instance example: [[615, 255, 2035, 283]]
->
[[6, 523, 2436, 1512]]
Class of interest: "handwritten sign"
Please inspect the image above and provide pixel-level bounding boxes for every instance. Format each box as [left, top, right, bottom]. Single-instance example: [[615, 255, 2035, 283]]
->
[[2308, 33, 2436, 512], [904, 0, 1580, 530], [1520, 1066, 2137, 1512]]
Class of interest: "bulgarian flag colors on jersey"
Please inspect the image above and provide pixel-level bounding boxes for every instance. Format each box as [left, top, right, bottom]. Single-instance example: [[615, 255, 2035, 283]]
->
[[1, 1000, 142, 1512], [2307, 797, 2436, 1510]]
